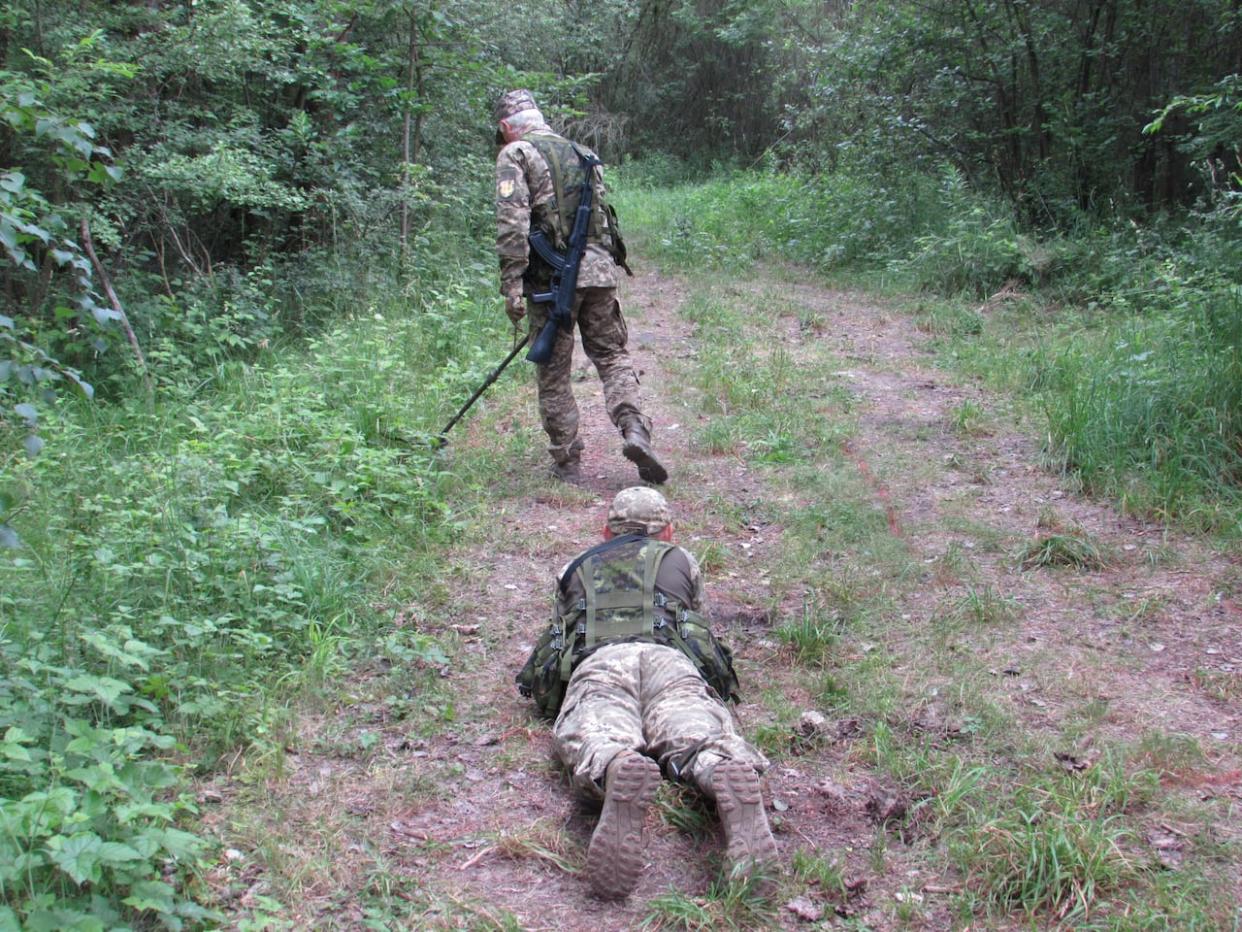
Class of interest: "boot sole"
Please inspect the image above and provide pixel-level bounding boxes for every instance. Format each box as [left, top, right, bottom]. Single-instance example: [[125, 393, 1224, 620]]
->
[[622, 440, 669, 485], [712, 761, 778, 875], [587, 754, 661, 900]]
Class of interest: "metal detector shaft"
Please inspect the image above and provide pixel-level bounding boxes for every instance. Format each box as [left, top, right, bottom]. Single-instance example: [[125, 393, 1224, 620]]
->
[[435, 333, 531, 447]]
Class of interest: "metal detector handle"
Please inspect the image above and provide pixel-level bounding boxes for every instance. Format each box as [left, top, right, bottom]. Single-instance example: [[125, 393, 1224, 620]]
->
[[435, 333, 531, 447]]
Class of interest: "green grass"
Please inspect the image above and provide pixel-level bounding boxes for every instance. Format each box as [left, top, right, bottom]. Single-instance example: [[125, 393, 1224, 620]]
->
[[617, 169, 1242, 534], [775, 600, 844, 666], [0, 254, 515, 924], [642, 872, 777, 930]]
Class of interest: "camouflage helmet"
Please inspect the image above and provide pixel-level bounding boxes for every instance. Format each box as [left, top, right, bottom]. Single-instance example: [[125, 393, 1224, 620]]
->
[[608, 487, 671, 536], [494, 89, 540, 124]]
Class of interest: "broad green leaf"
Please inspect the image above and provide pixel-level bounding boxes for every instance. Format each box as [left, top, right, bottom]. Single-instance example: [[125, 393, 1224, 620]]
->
[[63, 674, 133, 709], [116, 802, 175, 825], [155, 827, 204, 860], [80, 631, 161, 670], [16, 221, 50, 243], [47, 832, 104, 885], [14, 402, 37, 423], [0, 172, 23, 193], [24, 910, 104, 932], [62, 370, 94, 398], [0, 526, 18, 549], [122, 879, 176, 913], [23, 434, 44, 458], [97, 841, 143, 864], [64, 763, 123, 793]]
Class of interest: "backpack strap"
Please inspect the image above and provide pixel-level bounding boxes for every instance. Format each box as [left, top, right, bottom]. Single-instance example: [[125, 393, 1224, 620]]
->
[[642, 542, 661, 633], [558, 533, 647, 594]]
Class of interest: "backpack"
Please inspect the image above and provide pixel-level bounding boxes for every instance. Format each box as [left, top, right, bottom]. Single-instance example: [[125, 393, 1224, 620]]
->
[[526, 132, 631, 276], [516, 536, 740, 718]]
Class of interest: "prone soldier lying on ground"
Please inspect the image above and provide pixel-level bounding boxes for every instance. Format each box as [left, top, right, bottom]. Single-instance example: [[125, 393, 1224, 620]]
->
[[516, 487, 777, 899]]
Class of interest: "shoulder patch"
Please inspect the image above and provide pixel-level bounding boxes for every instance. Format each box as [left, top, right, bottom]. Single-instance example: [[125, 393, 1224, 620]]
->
[[498, 178, 515, 199]]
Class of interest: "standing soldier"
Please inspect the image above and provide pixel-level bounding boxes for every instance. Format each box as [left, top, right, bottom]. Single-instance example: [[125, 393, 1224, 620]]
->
[[493, 90, 667, 486], [517, 487, 776, 900]]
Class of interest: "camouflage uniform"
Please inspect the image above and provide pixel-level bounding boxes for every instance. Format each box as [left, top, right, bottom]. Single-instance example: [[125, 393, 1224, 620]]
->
[[546, 489, 768, 798], [494, 92, 652, 471], [518, 488, 777, 899]]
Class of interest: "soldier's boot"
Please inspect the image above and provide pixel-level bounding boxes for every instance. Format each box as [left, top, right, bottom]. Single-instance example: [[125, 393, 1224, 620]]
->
[[712, 761, 778, 878], [587, 752, 661, 900], [550, 439, 585, 485], [621, 421, 668, 485], [550, 457, 584, 485]]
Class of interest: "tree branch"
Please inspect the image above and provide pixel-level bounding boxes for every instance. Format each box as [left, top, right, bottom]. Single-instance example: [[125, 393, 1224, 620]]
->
[[80, 217, 154, 400]]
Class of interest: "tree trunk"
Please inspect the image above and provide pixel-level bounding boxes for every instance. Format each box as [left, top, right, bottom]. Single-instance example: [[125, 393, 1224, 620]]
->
[[399, 7, 421, 263]]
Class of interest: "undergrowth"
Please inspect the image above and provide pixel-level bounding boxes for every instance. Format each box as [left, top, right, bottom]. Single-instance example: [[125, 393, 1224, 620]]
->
[[0, 255, 511, 925]]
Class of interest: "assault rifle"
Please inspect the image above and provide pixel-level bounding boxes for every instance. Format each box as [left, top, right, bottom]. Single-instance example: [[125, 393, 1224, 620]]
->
[[525, 145, 602, 365]]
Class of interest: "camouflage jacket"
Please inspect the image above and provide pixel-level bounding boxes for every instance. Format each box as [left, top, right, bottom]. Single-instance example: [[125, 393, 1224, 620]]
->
[[495, 129, 619, 297]]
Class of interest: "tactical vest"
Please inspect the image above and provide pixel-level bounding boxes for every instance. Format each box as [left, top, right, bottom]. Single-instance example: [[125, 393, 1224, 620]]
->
[[526, 132, 610, 250], [516, 536, 740, 718], [525, 132, 631, 279]]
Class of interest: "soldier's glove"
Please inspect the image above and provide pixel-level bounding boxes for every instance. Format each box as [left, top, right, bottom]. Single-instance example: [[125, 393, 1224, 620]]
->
[[504, 291, 526, 325]]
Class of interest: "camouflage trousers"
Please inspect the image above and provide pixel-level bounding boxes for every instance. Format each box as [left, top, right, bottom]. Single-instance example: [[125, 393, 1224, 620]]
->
[[526, 287, 651, 466], [552, 642, 769, 800]]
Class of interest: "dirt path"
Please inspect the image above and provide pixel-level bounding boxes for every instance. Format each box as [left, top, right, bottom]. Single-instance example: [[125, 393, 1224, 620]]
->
[[211, 264, 1241, 929]]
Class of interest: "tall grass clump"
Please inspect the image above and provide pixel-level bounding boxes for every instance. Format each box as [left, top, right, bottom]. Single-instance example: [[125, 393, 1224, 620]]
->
[[1037, 270, 1242, 528], [0, 255, 509, 925]]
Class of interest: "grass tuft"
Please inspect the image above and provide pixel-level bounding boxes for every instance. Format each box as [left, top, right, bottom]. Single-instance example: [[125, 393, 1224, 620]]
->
[[775, 600, 844, 666], [1018, 532, 1105, 570]]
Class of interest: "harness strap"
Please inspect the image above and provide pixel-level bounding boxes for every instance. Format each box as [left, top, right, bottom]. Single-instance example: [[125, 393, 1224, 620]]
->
[[583, 554, 598, 652], [642, 542, 661, 632]]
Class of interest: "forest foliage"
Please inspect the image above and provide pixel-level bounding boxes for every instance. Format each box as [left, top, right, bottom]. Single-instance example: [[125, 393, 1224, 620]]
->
[[0, 0, 1239, 926]]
